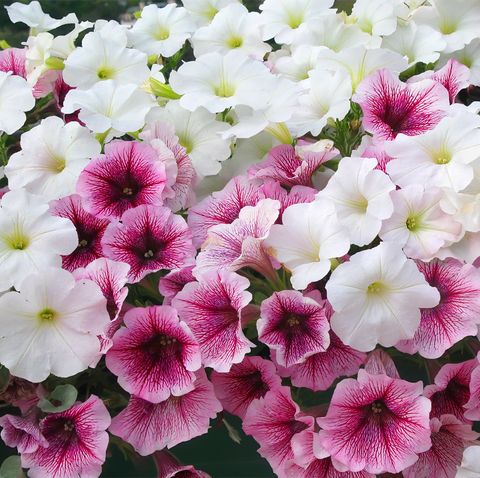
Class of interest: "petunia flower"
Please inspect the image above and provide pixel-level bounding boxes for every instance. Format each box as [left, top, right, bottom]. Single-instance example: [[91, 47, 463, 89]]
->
[[0, 47, 26, 77], [319, 156, 395, 246], [50, 194, 109, 272], [258, 290, 330, 367], [154, 451, 211, 478], [76, 140, 166, 219], [456, 446, 480, 478], [172, 270, 253, 372], [0, 414, 48, 454], [182, 0, 239, 26], [6, 116, 100, 201], [158, 266, 195, 306], [102, 204, 195, 283], [109, 370, 222, 456], [350, 0, 400, 36], [318, 370, 432, 475], [243, 386, 314, 477], [0, 189, 78, 292], [265, 199, 350, 290], [464, 354, 480, 421], [210, 356, 281, 419], [327, 242, 440, 352], [380, 185, 463, 260], [397, 259, 480, 359], [22, 395, 111, 478], [353, 68, 450, 141], [106, 305, 201, 403], [0, 267, 109, 382]]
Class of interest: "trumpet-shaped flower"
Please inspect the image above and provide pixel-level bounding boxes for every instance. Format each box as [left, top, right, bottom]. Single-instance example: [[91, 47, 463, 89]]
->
[[319, 157, 395, 246], [265, 199, 350, 290], [0, 189, 78, 292], [326, 242, 440, 352], [350, 0, 399, 36], [457, 446, 480, 478], [0, 48, 26, 78], [5, 116, 100, 200], [0, 268, 109, 382], [380, 186, 462, 260]]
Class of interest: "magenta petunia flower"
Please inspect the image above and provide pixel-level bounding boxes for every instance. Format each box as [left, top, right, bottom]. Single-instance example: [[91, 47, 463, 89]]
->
[[188, 176, 263, 247], [0, 47, 26, 77], [77, 140, 166, 219], [363, 349, 400, 379], [243, 386, 314, 477], [140, 121, 196, 212], [409, 59, 470, 103], [194, 198, 280, 281], [318, 370, 432, 475], [22, 395, 111, 478], [396, 259, 480, 359], [424, 360, 477, 422], [258, 290, 330, 367], [153, 451, 211, 478], [353, 68, 450, 141], [102, 204, 195, 283], [403, 414, 479, 478], [0, 414, 47, 454], [106, 305, 201, 403], [248, 141, 338, 188], [465, 354, 480, 421], [172, 270, 254, 372], [158, 266, 195, 305], [210, 356, 282, 419], [109, 370, 222, 456], [50, 194, 109, 272]]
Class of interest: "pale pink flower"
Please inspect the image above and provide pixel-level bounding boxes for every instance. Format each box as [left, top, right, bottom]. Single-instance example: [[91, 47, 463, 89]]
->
[[153, 451, 211, 478], [464, 354, 480, 421], [158, 266, 195, 305], [0, 414, 47, 454]]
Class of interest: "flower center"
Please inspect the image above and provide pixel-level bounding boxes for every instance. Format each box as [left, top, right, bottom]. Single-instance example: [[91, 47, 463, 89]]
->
[[367, 281, 384, 295], [178, 134, 193, 154], [143, 333, 179, 357], [227, 36, 243, 49], [406, 215, 421, 232], [214, 79, 235, 98], [97, 66, 115, 80], [440, 20, 457, 35], [79, 239, 88, 247], [38, 308, 56, 323], [371, 400, 384, 414], [63, 420, 75, 432], [434, 151, 452, 165], [144, 249, 155, 258], [123, 187, 133, 196], [154, 26, 170, 41], [51, 156, 66, 172], [286, 314, 301, 327], [5, 229, 29, 250], [287, 11, 303, 29]]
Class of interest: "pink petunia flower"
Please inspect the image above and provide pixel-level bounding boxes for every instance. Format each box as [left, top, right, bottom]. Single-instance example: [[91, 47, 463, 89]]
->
[[464, 354, 480, 421], [158, 266, 195, 305], [188, 176, 263, 248], [210, 356, 282, 419], [0, 414, 48, 454], [243, 386, 314, 478], [0, 47, 26, 77], [102, 204, 195, 283], [106, 305, 201, 403], [403, 414, 479, 478], [109, 370, 222, 456], [140, 121, 196, 212], [77, 140, 166, 219], [172, 270, 254, 372], [248, 141, 338, 188], [353, 68, 450, 141], [318, 370, 432, 475], [258, 290, 330, 368], [50, 194, 109, 272], [153, 451, 211, 478], [194, 198, 280, 281], [22, 395, 111, 478], [424, 359, 477, 422], [396, 259, 480, 359]]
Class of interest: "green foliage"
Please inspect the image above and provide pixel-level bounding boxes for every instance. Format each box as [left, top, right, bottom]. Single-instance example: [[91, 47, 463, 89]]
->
[[0, 456, 24, 478], [38, 384, 78, 413]]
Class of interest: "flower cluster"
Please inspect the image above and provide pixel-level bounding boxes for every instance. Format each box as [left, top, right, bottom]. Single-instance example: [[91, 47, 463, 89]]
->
[[0, 0, 480, 477]]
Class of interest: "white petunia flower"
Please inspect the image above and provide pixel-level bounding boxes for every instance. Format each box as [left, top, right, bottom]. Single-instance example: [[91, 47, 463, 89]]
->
[[380, 185, 463, 260], [270, 45, 324, 82], [182, 0, 240, 26], [0, 72, 34, 134], [350, 0, 401, 36], [5, 116, 100, 200], [94, 19, 129, 46], [319, 157, 395, 246], [258, 0, 334, 45], [146, 101, 232, 176], [456, 446, 480, 478], [62, 80, 155, 136], [24, 32, 53, 86], [128, 4, 196, 57], [382, 22, 447, 66], [169, 50, 276, 113], [264, 198, 350, 290], [0, 190, 78, 292], [63, 32, 149, 88], [385, 111, 480, 192], [5, 1, 77, 33], [449, 38, 480, 86], [326, 242, 440, 352], [191, 3, 271, 59], [0, 267, 109, 382], [288, 68, 352, 136], [413, 0, 480, 53]]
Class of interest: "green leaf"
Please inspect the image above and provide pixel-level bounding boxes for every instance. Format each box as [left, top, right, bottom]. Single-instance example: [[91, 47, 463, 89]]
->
[[222, 417, 242, 444], [0, 456, 25, 478], [0, 365, 9, 393], [38, 384, 78, 413]]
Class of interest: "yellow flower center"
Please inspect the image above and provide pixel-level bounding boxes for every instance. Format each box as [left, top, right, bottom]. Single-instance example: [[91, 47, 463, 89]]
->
[[367, 281, 384, 295], [227, 36, 243, 49], [154, 26, 170, 41], [38, 308, 56, 323], [97, 66, 115, 80]]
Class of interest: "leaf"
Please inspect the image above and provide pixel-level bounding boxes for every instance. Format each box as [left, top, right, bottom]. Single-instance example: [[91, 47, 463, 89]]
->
[[222, 417, 242, 445], [0, 456, 25, 478], [0, 365, 10, 393], [38, 384, 78, 413]]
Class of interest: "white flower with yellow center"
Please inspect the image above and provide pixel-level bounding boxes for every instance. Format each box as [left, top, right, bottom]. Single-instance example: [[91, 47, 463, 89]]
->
[[0, 72, 34, 134], [326, 242, 440, 352], [183, 0, 240, 26], [0, 267, 109, 382]]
